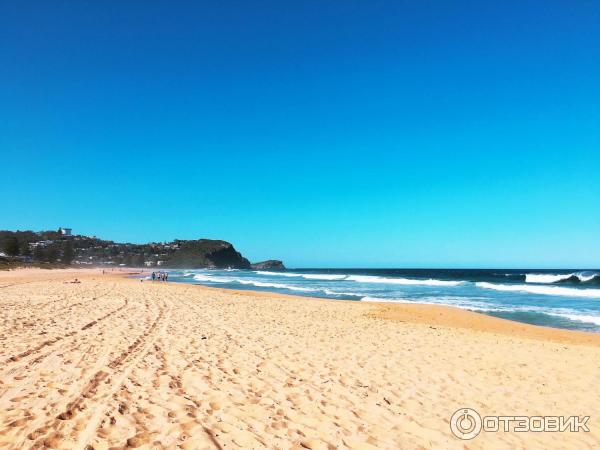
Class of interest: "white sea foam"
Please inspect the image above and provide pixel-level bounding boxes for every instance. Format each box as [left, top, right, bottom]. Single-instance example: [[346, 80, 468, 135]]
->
[[476, 282, 600, 298], [547, 313, 600, 326], [193, 273, 319, 292], [192, 274, 231, 283], [360, 296, 475, 306], [346, 275, 463, 286], [360, 296, 412, 303], [255, 271, 303, 277], [237, 280, 317, 292], [525, 272, 599, 284], [302, 274, 347, 280], [525, 273, 574, 284], [323, 289, 364, 297], [255, 271, 347, 280]]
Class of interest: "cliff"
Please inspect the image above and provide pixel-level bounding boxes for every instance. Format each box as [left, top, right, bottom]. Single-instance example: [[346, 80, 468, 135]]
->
[[166, 240, 251, 269]]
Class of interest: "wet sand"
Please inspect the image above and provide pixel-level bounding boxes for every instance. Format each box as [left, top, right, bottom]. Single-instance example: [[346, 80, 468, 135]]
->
[[0, 268, 599, 449]]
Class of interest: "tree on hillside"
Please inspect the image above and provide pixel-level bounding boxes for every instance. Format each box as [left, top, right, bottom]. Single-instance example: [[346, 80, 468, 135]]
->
[[46, 246, 59, 263], [3, 237, 19, 256], [33, 246, 46, 262], [20, 242, 32, 257], [134, 254, 145, 267], [62, 241, 74, 265]]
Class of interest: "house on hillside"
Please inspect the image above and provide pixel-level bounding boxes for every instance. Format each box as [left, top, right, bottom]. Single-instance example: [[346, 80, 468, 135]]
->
[[59, 227, 72, 236]]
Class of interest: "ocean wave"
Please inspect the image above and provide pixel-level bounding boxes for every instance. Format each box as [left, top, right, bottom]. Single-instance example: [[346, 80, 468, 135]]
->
[[302, 274, 348, 280], [475, 282, 600, 298], [469, 305, 600, 327], [237, 280, 318, 292], [525, 273, 574, 284], [323, 289, 365, 297], [254, 271, 303, 277], [360, 296, 411, 303], [346, 275, 463, 286], [359, 295, 479, 306], [192, 274, 232, 283], [193, 273, 318, 292], [547, 313, 600, 326], [358, 297, 490, 312], [255, 271, 347, 281], [525, 272, 599, 284]]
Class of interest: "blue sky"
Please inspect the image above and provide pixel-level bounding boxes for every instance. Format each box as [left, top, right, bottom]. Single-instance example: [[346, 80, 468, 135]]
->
[[1, 1, 599, 268]]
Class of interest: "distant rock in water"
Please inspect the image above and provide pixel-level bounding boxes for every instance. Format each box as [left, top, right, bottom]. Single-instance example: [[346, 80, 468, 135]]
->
[[166, 240, 251, 269], [250, 260, 286, 271]]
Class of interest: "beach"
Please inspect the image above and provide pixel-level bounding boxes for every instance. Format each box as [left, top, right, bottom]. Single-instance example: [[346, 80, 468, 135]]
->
[[1, 269, 599, 449]]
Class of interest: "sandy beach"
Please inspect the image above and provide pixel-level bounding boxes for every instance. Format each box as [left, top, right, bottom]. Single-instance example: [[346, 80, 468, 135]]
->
[[1, 269, 599, 449]]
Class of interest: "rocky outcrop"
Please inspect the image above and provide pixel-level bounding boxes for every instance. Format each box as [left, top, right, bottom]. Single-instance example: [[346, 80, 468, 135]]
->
[[250, 260, 286, 271]]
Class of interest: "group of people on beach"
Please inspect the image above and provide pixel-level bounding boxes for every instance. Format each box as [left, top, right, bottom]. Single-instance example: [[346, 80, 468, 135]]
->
[[151, 271, 168, 282]]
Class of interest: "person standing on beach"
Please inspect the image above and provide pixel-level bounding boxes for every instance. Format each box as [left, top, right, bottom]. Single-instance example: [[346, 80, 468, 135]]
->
[[151, 272, 156, 281]]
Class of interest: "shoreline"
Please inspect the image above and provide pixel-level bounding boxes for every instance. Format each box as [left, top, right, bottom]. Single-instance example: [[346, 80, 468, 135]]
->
[[189, 285, 600, 347], [1, 267, 599, 448], [135, 272, 600, 346], [6, 267, 600, 346]]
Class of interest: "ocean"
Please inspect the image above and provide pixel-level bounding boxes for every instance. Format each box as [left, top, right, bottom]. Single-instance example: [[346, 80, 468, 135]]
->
[[163, 268, 600, 332]]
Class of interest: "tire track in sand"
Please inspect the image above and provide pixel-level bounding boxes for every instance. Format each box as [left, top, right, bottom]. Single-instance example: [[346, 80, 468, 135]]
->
[[0, 292, 130, 392], [25, 295, 170, 449]]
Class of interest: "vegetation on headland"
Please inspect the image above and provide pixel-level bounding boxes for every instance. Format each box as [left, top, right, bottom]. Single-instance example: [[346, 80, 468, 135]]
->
[[0, 229, 283, 270]]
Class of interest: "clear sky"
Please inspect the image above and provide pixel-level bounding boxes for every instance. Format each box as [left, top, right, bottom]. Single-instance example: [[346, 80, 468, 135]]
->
[[1, 1, 599, 268]]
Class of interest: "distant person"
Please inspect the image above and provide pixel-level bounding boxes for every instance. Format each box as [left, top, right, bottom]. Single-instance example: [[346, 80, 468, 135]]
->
[[165, 272, 168, 281], [151, 272, 156, 281]]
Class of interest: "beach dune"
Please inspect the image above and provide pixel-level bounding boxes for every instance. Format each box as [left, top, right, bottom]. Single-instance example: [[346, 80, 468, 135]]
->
[[0, 269, 599, 449]]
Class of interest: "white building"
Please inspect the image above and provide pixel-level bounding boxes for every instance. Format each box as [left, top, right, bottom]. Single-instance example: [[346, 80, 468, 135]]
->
[[59, 227, 72, 236]]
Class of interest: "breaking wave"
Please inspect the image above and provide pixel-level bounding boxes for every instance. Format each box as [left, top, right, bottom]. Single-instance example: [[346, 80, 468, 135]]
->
[[237, 280, 318, 292], [255, 271, 347, 280], [525, 272, 599, 284], [346, 275, 464, 286], [476, 282, 600, 298], [193, 274, 317, 292], [192, 274, 231, 283], [547, 313, 600, 326]]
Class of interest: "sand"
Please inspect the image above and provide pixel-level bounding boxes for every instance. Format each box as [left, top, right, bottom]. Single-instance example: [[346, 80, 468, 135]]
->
[[0, 268, 599, 449]]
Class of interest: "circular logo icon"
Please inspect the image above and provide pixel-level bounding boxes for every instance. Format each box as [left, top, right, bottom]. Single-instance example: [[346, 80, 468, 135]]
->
[[450, 408, 482, 440]]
